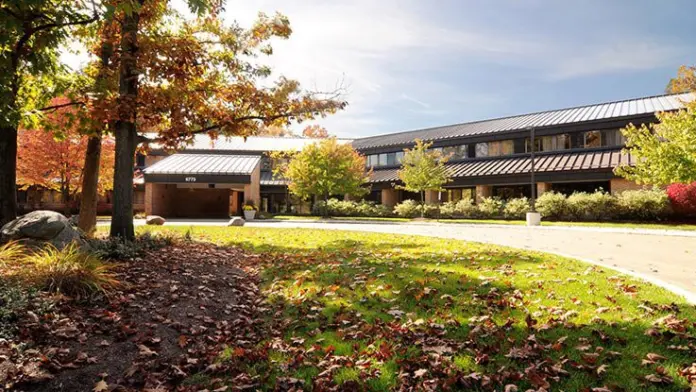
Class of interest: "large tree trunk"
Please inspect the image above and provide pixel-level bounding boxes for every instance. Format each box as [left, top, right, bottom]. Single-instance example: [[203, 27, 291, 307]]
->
[[110, 4, 142, 240], [79, 39, 113, 235], [0, 126, 18, 226], [78, 135, 102, 234]]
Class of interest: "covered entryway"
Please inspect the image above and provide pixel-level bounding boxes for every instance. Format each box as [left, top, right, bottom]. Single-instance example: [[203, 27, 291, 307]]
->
[[143, 154, 261, 218]]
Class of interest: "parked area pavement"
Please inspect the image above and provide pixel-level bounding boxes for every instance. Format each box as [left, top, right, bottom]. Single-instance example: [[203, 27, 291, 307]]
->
[[118, 218, 696, 303]]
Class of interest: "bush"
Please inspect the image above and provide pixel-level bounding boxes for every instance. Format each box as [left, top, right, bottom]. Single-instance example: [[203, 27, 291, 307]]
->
[[535, 191, 568, 220], [439, 201, 457, 218], [311, 198, 394, 217], [90, 230, 183, 260], [566, 191, 617, 221], [504, 197, 531, 219], [477, 197, 504, 218], [616, 189, 671, 220], [394, 199, 420, 218], [421, 203, 440, 218], [666, 182, 696, 217], [23, 244, 119, 297]]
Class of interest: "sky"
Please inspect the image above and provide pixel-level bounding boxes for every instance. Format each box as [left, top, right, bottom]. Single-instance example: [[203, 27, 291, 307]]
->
[[62, 0, 696, 139]]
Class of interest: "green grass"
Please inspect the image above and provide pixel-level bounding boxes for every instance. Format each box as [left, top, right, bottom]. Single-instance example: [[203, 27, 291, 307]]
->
[[271, 214, 696, 231], [271, 215, 410, 222], [135, 226, 696, 391]]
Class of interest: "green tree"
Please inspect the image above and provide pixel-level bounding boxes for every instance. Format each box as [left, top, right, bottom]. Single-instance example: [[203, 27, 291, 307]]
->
[[0, 0, 97, 225], [397, 139, 451, 216], [280, 138, 369, 216], [615, 101, 696, 186]]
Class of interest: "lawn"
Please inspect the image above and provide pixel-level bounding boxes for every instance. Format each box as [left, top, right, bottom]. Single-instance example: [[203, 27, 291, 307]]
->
[[270, 214, 696, 231], [141, 226, 696, 391]]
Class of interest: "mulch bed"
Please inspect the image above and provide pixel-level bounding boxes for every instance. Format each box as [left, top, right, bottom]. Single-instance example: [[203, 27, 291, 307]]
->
[[2, 242, 266, 392]]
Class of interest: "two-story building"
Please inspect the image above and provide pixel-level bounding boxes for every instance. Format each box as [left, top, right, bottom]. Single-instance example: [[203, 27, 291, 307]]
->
[[141, 92, 694, 218]]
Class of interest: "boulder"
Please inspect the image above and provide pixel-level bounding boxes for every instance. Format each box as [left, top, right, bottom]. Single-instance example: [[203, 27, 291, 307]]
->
[[146, 215, 166, 225], [1, 210, 86, 250], [227, 217, 245, 227]]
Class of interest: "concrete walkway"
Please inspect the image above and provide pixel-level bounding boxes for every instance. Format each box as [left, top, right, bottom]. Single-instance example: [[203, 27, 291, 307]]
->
[[121, 219, 696, 302]]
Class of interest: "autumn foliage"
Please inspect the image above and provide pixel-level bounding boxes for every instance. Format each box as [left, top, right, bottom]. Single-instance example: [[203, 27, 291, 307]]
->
[[666, 182, 696, 216], [17, 102, 115, 204]]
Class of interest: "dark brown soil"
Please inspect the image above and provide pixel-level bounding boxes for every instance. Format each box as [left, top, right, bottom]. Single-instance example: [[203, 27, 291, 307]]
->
[[4, 242, 265, 392]]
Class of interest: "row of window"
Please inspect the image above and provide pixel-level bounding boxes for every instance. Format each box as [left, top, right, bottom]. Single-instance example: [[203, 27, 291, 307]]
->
[[365, 129, 627, 167]]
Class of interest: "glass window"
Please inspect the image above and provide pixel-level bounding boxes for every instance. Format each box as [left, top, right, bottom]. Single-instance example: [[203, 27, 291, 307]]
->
[[584, 131, 602, 148], [602, 129, 626, 147], [378, 154, 388, 166], [367, 155, 379, 167], [525, 134, 570, 153], [443, 145, 467, 160], [475, 143, 488, 157], [395, 151, 404, 163], [487, 140, 514, 157], [386, 153, 397, 166]]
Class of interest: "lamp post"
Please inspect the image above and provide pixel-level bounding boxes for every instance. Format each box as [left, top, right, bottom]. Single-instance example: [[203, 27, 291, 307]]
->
[[526, 126, 541, 226]]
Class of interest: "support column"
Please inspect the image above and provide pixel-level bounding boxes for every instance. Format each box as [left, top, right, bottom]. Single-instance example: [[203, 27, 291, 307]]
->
[[424, 190, 439, 204], [381, 188, 398, 207], [145, 183, 173, 217], [536, 182, 552, 197], [229, 190, 239, 216], [243, 163, 261, 207], [475, 185, 492, 204]]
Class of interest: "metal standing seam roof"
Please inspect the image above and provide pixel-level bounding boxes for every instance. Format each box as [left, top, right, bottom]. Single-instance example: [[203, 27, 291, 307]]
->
[[369, 149, 634, 183], [148, 135, 353, 152], [352, 92, 695, 150], [260, 171, 288, 186], [143, 154, 261, 175]]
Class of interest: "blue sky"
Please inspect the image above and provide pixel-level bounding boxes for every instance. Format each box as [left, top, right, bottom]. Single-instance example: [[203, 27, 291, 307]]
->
[[222, 0, 695, 138], [64, 0, 696, 139]]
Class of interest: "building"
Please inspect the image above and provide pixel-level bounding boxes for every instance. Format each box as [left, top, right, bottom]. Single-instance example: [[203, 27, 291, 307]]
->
[[136, 91, 692, 217]]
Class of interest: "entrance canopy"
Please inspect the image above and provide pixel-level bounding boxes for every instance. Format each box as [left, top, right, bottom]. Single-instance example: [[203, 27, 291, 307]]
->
[[143, 154, 261, 184]]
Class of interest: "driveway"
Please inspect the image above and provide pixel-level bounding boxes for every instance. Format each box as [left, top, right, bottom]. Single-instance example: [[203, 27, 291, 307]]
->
[[122, 219, 696, 302]]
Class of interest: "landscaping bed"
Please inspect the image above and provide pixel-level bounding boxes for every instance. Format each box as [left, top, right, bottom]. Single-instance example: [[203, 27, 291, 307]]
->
[[2, 227, 696, 391]]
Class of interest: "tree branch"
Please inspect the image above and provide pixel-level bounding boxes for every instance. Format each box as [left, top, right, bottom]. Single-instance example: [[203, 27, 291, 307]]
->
[[38, 101, 86, 112]]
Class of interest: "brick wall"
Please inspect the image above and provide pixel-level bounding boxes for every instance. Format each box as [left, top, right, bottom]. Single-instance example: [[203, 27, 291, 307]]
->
[[610, 178, 647, 195]]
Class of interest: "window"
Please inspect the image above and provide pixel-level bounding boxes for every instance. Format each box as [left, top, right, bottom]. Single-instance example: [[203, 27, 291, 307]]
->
[[367, 155, 379, 167], [385, 153, 397, 166], [475, 143, 488, 157], [395, 151, 404, 164], [602, 129, 626, 147], [443, 145, 467, 160], [487, 140, 514, 157], [136, 154, 146, 167], [525, 134, 571, 152], [584, 131, 602, 148], [378, 153, 388, 166]]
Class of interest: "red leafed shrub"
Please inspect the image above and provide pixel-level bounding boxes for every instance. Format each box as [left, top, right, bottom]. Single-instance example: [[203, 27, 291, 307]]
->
[[666, 182, 696, 216]]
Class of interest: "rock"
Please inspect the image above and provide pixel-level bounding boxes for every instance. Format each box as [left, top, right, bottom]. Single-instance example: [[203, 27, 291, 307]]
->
[[1, 210, 86, 250], [69, 215, 79, 226], [146, 215, 166, 225], [227, 217, 245, 227]]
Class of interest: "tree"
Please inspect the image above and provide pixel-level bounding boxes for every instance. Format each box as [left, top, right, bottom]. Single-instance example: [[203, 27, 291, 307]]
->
[[397, 139, 451, 217], [260, 125, 295, 137], [17, 105, 115, 214], [302, 124, 329, 138], [0, 0, 98, 225], [280, 138, 369, 216], [615, 101, 696, 186], [666, 65, 696, 94], [105, 4, 346, 239]]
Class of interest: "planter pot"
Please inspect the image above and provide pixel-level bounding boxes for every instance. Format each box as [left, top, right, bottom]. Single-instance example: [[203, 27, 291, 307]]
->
[[526, 212, 541, 226], [243, 210, 256, 221]]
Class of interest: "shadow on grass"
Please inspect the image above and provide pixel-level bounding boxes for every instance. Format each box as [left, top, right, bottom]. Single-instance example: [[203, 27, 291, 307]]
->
[[138, 226, 696, 391]]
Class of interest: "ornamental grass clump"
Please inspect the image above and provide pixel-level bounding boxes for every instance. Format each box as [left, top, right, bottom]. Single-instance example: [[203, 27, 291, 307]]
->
[[23, 244, 118, 298], [0, 241, 25, 267]]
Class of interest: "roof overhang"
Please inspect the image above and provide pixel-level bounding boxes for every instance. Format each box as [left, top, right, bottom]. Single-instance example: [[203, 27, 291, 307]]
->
[[143, 154, 260, 184]]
